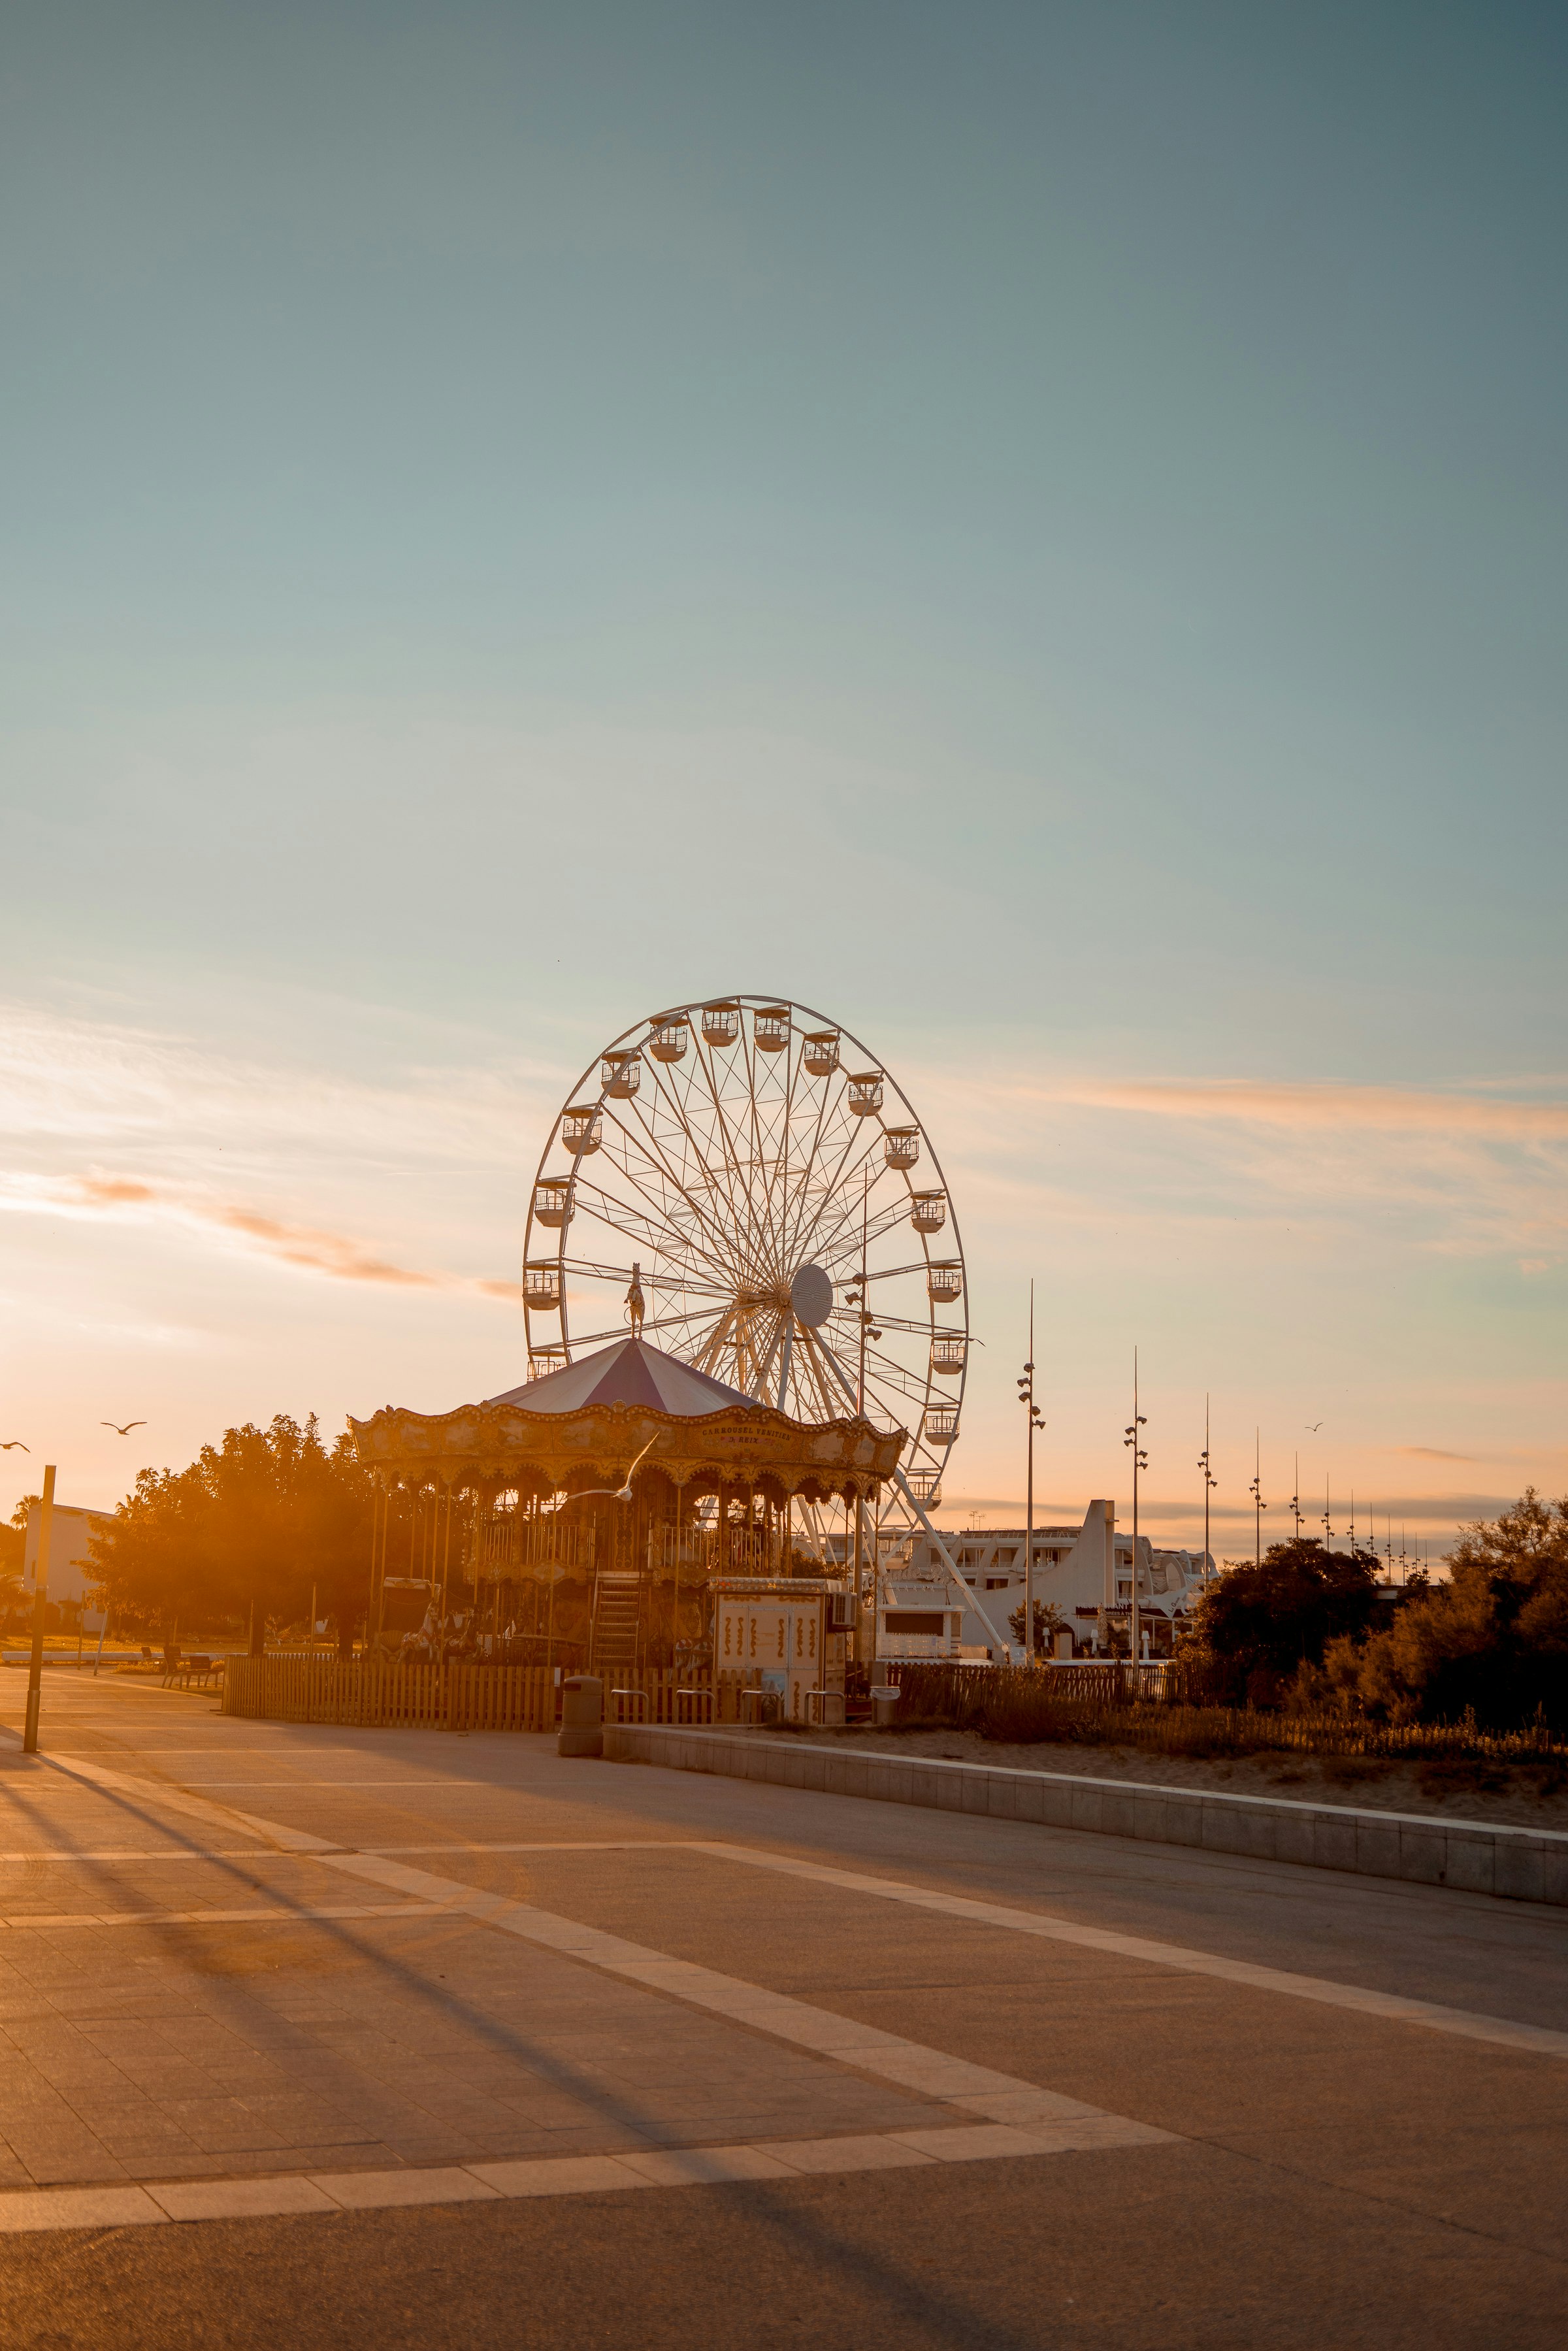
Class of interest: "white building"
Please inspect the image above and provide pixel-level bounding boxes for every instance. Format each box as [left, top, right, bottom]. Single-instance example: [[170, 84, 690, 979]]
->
[[869, 1500, 1211, 1660], [23, 1503, 113, 1626]]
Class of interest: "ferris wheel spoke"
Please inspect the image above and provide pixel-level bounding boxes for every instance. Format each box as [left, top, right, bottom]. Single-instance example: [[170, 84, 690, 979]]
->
[[862, 1353, 934, 1410], [739, 1017, 786, 1273], [683, 1034, 758, 1259], [858, 1258, 935, 1286], [559, 1257, 731, 1301], [590, 1123, 740, 1281], [608, 1087, 745, 1274], [816, 1315, 928, 1409], [797, 1324, 859, 1419], [662, 1052, 753, 1243], [693, 1302, 738, 1377], [572, 1170, 738, 1292], [789, 1121, 889, 1268], [791, 1326, 843, 1423], [779, 1072, 837, 1272], [809, 1167, 911, 1270], [563, 1305, 727, 1351], [567, 1183, 691, 1266]]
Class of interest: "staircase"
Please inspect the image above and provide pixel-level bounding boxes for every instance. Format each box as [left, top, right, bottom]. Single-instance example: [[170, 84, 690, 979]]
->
[[589, 1573, 641, 1681]]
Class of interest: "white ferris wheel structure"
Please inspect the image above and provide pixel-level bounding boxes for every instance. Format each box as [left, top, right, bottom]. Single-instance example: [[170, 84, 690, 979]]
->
[[521, 995, 970, 1547]]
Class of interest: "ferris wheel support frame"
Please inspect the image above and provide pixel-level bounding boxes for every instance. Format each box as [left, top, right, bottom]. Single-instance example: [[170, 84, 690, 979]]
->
[[809, 1328, 1017, 1662]]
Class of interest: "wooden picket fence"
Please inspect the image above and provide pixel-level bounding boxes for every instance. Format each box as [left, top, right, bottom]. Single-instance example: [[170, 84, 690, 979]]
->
[[221, 1655, 792, 1735], [222, 1654, 558, 1733]]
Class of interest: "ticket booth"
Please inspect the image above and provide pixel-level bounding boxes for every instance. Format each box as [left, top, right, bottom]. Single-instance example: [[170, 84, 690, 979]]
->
[[713, 1578, 852, 1723]]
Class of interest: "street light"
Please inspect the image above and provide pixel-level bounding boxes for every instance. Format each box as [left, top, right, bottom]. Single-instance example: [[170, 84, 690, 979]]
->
[[1197, 1398, 1217, 1589], [1017, 1281, 1045, 1664], [23, 1465, 57, 1754], [1124, 1351, 1147, 1666]]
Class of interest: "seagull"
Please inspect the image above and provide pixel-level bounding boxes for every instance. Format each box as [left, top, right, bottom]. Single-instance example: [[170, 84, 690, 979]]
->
[[101, 1421, 146, 1436], [557, 1434, 659, 1506], [1305, 1422, 1324, 1432], [1, 1440, 28, 1452]]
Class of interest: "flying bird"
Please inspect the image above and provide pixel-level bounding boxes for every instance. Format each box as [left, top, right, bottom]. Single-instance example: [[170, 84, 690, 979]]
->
[[102, 1421, 147, 1436], [1, 1440, 28, 1452], [1305, 1422, 1324, 1432], [556, 1434, 659, 1506]]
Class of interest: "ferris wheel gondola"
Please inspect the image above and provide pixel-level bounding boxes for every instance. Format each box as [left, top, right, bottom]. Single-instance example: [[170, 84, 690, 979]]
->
[[521, 995, 968, 1528]]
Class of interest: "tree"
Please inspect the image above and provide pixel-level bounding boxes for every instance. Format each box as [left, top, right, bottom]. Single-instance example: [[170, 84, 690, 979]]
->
[[1191, 1538, 1380, 1705], [88, 1415, 376, 1656], [1337, 1489, 1568, 1728], [1009, 1596, 1068, 1658], [86, 1465, 214, 1652], [0, 1495, 33, 1632]]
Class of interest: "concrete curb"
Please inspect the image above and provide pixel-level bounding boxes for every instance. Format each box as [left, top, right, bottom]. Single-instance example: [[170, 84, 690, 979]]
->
[[602, 1725, 1568, 1907]]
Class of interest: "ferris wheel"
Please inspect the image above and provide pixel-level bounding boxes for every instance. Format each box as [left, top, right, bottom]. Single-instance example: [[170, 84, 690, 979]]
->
[[521, 995, 968, 1522]]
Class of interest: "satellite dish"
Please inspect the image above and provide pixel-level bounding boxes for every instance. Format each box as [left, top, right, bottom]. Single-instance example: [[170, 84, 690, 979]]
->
[[790, 1263, 833, 1329]]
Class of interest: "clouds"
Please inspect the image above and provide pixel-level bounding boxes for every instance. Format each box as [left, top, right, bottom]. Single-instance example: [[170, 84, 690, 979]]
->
[[920, 1064, 1568, 1267], [0, 1168, 517, 1296], [2, 987, 1565, 1549], [1064, 1078, 1568, 1140]]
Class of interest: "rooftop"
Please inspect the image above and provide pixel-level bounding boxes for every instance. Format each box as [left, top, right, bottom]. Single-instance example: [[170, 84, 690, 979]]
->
[[483, 1335, 760, 1420]]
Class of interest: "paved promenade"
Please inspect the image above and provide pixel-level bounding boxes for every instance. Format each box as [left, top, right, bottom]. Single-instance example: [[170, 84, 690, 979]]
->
[[1, 1672, 1564, 2348]]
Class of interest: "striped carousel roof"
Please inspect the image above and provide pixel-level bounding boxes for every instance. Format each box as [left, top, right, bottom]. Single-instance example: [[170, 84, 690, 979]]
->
[[484, 1336, 760, 1419]]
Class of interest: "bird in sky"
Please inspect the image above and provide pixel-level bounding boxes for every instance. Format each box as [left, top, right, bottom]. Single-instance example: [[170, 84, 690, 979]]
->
[[1305, 1422, 1324, 1432], [1, 1440, 28, 1451], [555, 1434, 659, 1507], [101, 1421, 146, 1436]]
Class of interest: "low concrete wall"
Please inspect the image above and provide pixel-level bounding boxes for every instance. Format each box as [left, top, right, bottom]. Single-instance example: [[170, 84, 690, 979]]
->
[[602, 1724, 1568, 1907]]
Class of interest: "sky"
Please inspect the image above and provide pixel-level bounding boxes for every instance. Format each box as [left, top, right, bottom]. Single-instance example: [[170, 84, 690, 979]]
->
[[3, 1, 1565, 1560]]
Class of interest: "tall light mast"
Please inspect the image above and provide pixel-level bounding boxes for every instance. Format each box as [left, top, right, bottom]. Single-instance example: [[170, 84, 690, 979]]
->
[[1124, 1351, 1147, 1666], [1017, 1283, 1044, 1664]]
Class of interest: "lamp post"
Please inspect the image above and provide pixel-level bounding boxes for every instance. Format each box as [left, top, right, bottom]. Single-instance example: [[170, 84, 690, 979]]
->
[[1016, 1283, 1045, 1664], [1197, 1399, 1217, 1588], [842, 1171, 881, 1664], [1124, 1352, 1147, 1666], [1249, 1432, 1267, 1567], [23, 1465, 56, 1755]]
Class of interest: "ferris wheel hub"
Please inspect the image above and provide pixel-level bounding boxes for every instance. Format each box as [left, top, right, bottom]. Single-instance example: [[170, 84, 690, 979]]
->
[[789, 1263, 833, 1329]]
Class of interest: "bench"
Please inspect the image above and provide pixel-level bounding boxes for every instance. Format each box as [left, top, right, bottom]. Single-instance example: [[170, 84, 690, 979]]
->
[[161, 1653, 223, 1691]]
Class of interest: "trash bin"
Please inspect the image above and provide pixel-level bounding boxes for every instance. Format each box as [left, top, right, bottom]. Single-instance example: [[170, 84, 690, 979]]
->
[[558, 1673, 604, 1758], [871, 1685, 900, 1728]]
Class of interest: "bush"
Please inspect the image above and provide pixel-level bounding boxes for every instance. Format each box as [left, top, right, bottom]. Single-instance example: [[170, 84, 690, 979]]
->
[[1188, 1539, 1381, 1702], [1326, 1490, 1568, 1729]]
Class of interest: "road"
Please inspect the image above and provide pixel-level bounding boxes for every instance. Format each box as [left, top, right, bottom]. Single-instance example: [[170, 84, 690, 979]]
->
[[1, 1669, 1564, 2348]]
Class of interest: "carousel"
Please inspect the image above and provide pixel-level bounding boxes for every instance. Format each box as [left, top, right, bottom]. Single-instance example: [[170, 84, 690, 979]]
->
[[349, 1319, 906, 1713]]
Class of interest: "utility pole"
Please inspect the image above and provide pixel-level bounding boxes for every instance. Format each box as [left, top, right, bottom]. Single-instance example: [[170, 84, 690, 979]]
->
[[23, 1465, 56, 1754], [1197, 1398, 1217, 1588], [1124, 1353, 1147, 1666], [1249, 1432, 1267, 1567], [1017, 1284, 1044, 1664]]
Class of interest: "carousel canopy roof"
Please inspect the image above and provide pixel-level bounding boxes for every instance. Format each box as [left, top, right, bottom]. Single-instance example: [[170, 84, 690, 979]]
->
[[485, 1336, 760, 1419]]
